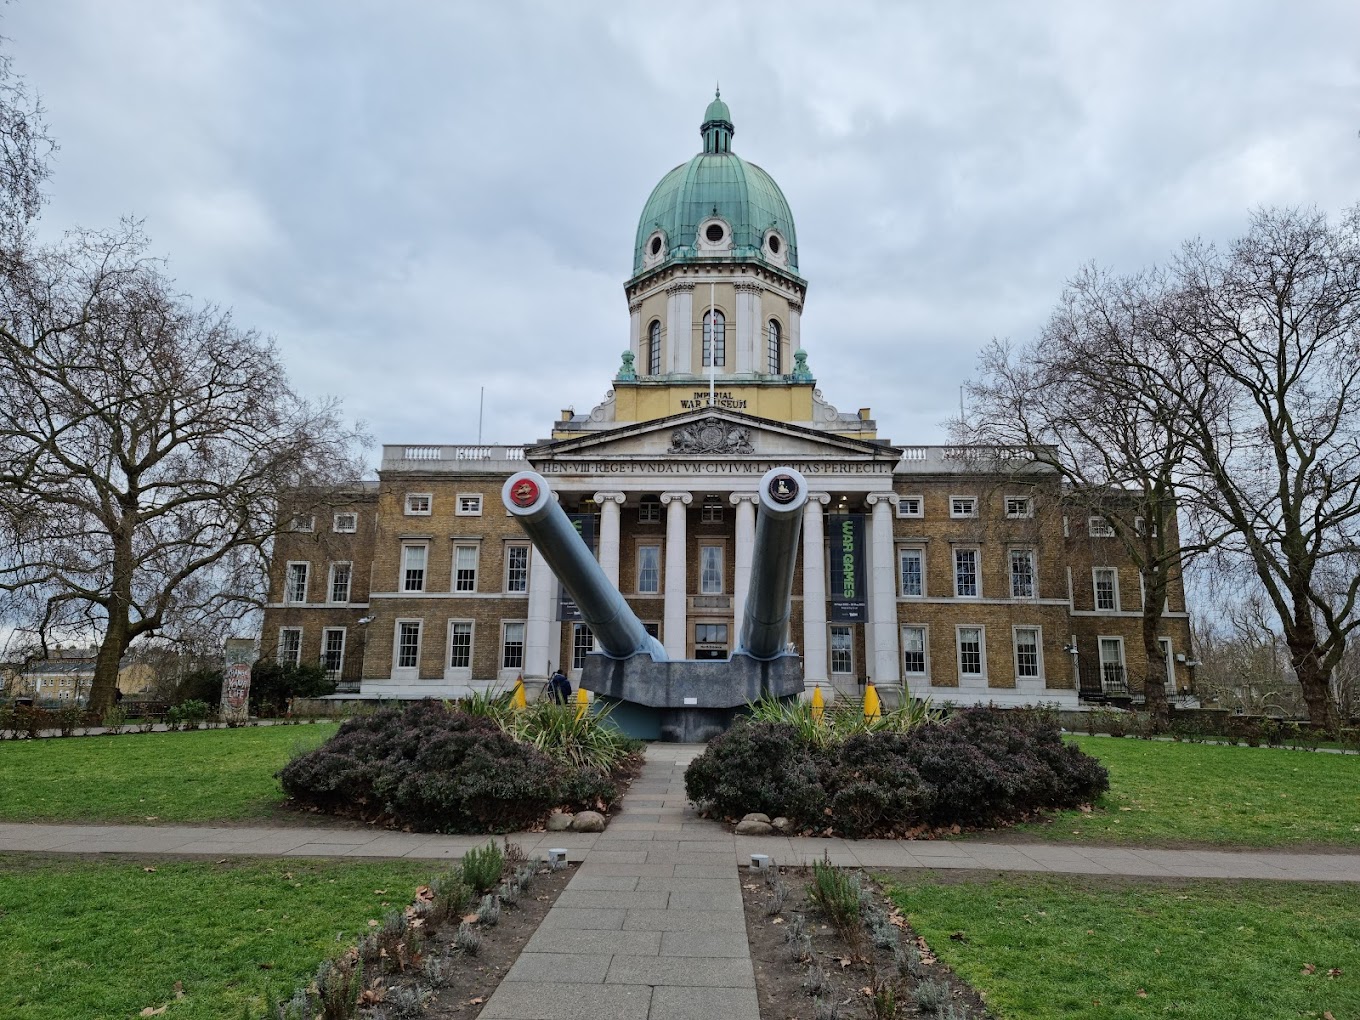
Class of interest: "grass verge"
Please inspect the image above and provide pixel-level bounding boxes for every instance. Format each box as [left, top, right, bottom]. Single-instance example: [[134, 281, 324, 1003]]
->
[[0, 854, 434, 1019], [0, 725, 336, 824], [1014, 736, 1360, 847], [889, 871, 1360, 1020]]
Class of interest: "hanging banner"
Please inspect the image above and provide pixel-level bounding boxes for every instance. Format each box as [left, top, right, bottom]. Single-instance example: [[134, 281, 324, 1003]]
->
[[829, 514, 868, 622], [557, 513, 597, 622]]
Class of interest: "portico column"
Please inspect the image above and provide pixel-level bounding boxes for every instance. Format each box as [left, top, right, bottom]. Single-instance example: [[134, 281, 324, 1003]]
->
[[660, 492, 692, 658], [730, 492, 758, 631], [594, 491, 626, 588], [865, 492, 901, 687], [525, 545, 556, 681], [801, 493, 831, 691]]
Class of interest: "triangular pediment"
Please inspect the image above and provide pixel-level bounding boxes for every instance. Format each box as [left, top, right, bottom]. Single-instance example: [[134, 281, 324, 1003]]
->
[[527, 409, 900, 464]]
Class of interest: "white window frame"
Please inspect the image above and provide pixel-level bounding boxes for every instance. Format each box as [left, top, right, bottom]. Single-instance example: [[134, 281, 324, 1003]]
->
[[404, 493, 433, 516], [285, 561, 309, 604], [393, 619, 422, 675], [953, 547, 980, 598], [332, 512, 358, 534], [636, 543, 662, 595], [898, 546, 925, 597], [1005, 495, 1033, 519], [500, 621, 527, 676], [446, 619, 474, 678], [950, 495, 978, 519], [699, 543, 724, 595], [1009, 547, 1036, 599], [277, 627, 302, 667], [1158, 636, 1175, 691], [896, 495, 924, 519], [829, 624, 855, 675], [700, 501, 724, 523], [1135, 516, 1159, 537], [1088, 515, 1115, 537], [453, 544, 479, 593], [1012, 625, 1044, 681], [455, 493, 483, 517], [290, 514, 315, 533], [321, 627, 347, 679], [901, 624, 929, 678], [504, 543, 529, 594], [328, 561, 352, 604], [956, 625, 987, 684], [1093, 567, 1119, 612], [1098, 635, 1127, 691], [571, 623, 595, 672], [401, 543, 428, 593]]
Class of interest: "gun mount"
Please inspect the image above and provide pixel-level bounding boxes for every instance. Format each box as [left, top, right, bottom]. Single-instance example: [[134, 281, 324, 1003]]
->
[[502, 468, 807, 741]]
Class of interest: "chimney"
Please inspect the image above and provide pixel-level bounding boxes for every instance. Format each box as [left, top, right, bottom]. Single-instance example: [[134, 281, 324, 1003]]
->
[[858, 407, 872, 421]]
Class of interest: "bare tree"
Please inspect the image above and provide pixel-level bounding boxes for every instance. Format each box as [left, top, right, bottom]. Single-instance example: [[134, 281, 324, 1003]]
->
[[0, 224, 366, 712], [1171, 207, 1360, 731], [961, 266, 1219, 723]]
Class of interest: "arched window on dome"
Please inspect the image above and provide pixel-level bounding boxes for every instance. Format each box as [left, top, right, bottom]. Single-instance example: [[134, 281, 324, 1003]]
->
[[647, 320, 661, 376], [766, 319, 781, 374], [703, 310, 726, 368]]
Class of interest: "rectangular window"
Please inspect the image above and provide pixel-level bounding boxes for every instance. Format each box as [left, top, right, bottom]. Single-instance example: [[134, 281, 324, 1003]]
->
[[830, 625, 854, 674], [899, 547, 924, 597], [277, 627, 302, 667], [456, 494, 483, 516], [953, 548, 979, 597], [333, 512, 358, 533], [285, 562, 309, 604], [502, 622, 525, 670], [321, 628, 346, 679], [329, 562, 352, 603], [505, 545, 528, 593], [1014, 626, 1041, 679], [637, 544, 661, 594], [700, 501, 724, 523], [405, 493, 432, 516], [694, 623, 728, 645], [1088, 516, 1115, 537], [902, 625, 928, 676], [454, 545, 479, 593], [1099, 637, 1126, 691], [448, 621, 472, 670], [638, 498, 661, 523], [897, 496, 923, 518], [1094, 567, 1118, 611], [396, 621, 421, 670], [950, 496, 978, 519], [700, 544, 723, 594], [957, 626, 985, 678], [402, 544, 427, 592], [290, 514, 314, 533], [572, 624, 594, 670], [1158, 636, 1174, 689], [1005, 496, 1032, 519], [1009, 549, 1035, 599], [1135, 516, 1159, 537]]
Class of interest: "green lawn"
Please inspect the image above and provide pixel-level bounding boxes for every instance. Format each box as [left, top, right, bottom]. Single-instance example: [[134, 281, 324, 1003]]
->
[[889, 872, 1360, 1020], [0, 725, 337, 823], [0, 855, 435, 1019], [1011, 736, 1360, 847]]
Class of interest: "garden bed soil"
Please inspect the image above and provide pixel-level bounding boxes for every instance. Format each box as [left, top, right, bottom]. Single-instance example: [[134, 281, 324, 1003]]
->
[[741, 863, 992, 1019], [379, 857, 577, 1018]]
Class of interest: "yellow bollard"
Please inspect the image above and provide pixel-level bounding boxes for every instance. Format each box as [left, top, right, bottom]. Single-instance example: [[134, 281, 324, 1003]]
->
[[863, 681, 881, 721], [810, 685, 825, 722], [511, 676, 527, 711], [575, 686, 590, 721]]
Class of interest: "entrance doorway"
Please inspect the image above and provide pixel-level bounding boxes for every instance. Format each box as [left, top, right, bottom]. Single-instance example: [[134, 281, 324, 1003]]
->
[[694, 622, 729, 660]]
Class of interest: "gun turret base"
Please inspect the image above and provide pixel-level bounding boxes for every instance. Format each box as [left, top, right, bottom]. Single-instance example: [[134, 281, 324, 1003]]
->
[[580, 651, 804, 742]]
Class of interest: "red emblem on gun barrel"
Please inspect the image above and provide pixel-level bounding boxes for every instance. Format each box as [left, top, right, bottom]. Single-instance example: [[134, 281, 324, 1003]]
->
[[510, 478, 540, 508]]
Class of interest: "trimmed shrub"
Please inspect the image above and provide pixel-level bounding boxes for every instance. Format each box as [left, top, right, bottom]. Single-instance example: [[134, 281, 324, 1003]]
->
[[817, 732, 935, 838], [684, 719, 826, 823]]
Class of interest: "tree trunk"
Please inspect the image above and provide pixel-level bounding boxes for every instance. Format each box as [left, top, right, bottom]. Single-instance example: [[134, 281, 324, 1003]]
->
[[87, 617, 128, 715], [1140, 617, 1169, 729], [1290, 644, 1339, 735]]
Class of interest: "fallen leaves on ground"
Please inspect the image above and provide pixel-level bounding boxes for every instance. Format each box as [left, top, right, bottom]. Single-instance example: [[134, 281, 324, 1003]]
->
[[1136, 988, 1148, 998], [138, 1008, 166, 1017], [1302, 963, 1317, 975], [142, 867, 156, 873]]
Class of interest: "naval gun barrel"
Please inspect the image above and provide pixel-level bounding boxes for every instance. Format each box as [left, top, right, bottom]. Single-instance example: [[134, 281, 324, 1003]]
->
[[502, 470, 667, 662], [738, 466, 809, 660]]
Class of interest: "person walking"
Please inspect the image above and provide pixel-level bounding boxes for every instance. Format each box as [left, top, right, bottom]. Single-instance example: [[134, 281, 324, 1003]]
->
[[547, 667, 572, 705]]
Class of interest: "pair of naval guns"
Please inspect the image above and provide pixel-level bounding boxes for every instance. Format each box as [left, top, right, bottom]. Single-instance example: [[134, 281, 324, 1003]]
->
[[501, 466, 809, 741]]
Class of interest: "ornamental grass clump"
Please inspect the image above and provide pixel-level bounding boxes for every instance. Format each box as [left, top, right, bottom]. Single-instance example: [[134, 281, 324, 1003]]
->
[[460, 841, 504, 893], [807, 854, 860, 935]]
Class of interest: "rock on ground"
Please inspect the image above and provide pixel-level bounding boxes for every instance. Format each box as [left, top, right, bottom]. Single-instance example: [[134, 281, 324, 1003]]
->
[[735, 819, 774, 836], [546, 811, 574, 832], [570, 810, 606, 833]]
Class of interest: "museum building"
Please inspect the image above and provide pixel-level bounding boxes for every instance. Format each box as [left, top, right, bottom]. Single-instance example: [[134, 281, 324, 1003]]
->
[[262, 94, 1193, 708]]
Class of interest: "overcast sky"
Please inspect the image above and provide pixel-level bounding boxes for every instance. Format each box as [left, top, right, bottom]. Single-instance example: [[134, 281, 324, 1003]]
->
[[6, 1, 1359, 463]]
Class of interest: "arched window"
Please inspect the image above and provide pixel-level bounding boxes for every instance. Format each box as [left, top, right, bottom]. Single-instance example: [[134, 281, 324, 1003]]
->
[[703, 310, 725, 367], [766, 319, 781, 374], [648, 320, 661, 375]]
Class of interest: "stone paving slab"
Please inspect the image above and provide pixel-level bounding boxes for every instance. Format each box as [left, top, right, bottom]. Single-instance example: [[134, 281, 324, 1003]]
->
[[648, 986, 760, 1020], [605, 956, 755, 987], [524, 929, 663, 957], [480, 983, 653, 1020]]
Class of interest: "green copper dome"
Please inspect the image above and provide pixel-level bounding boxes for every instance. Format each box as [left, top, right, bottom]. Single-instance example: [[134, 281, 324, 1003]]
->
[[632, 93, 799, 278]]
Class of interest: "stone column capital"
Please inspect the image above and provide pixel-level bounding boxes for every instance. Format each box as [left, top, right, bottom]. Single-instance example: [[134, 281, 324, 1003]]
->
[[865, 491, 899, 508], [806, 492, 832, 507], [593, 491, 627, 506], [666, 281, 696, 294], [660, 491, 693, 506], [728, 491, 759, 506]]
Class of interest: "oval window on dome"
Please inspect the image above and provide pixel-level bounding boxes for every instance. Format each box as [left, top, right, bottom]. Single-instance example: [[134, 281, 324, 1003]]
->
[[705, 223, 725, 244], [650, 236, 663, 256], [768, 235, 781, 255]]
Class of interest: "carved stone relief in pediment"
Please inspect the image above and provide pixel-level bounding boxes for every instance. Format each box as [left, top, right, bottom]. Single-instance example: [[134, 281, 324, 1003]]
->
[[667, 417, 754, 455]]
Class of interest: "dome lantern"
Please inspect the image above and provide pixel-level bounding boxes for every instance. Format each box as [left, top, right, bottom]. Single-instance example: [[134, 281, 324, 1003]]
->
[[701, 87, 734, 154]]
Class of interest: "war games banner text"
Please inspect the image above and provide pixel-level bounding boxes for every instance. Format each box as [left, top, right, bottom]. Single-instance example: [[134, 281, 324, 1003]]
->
[[539, 461, 887, 475], [829, 514, 867, 622]]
